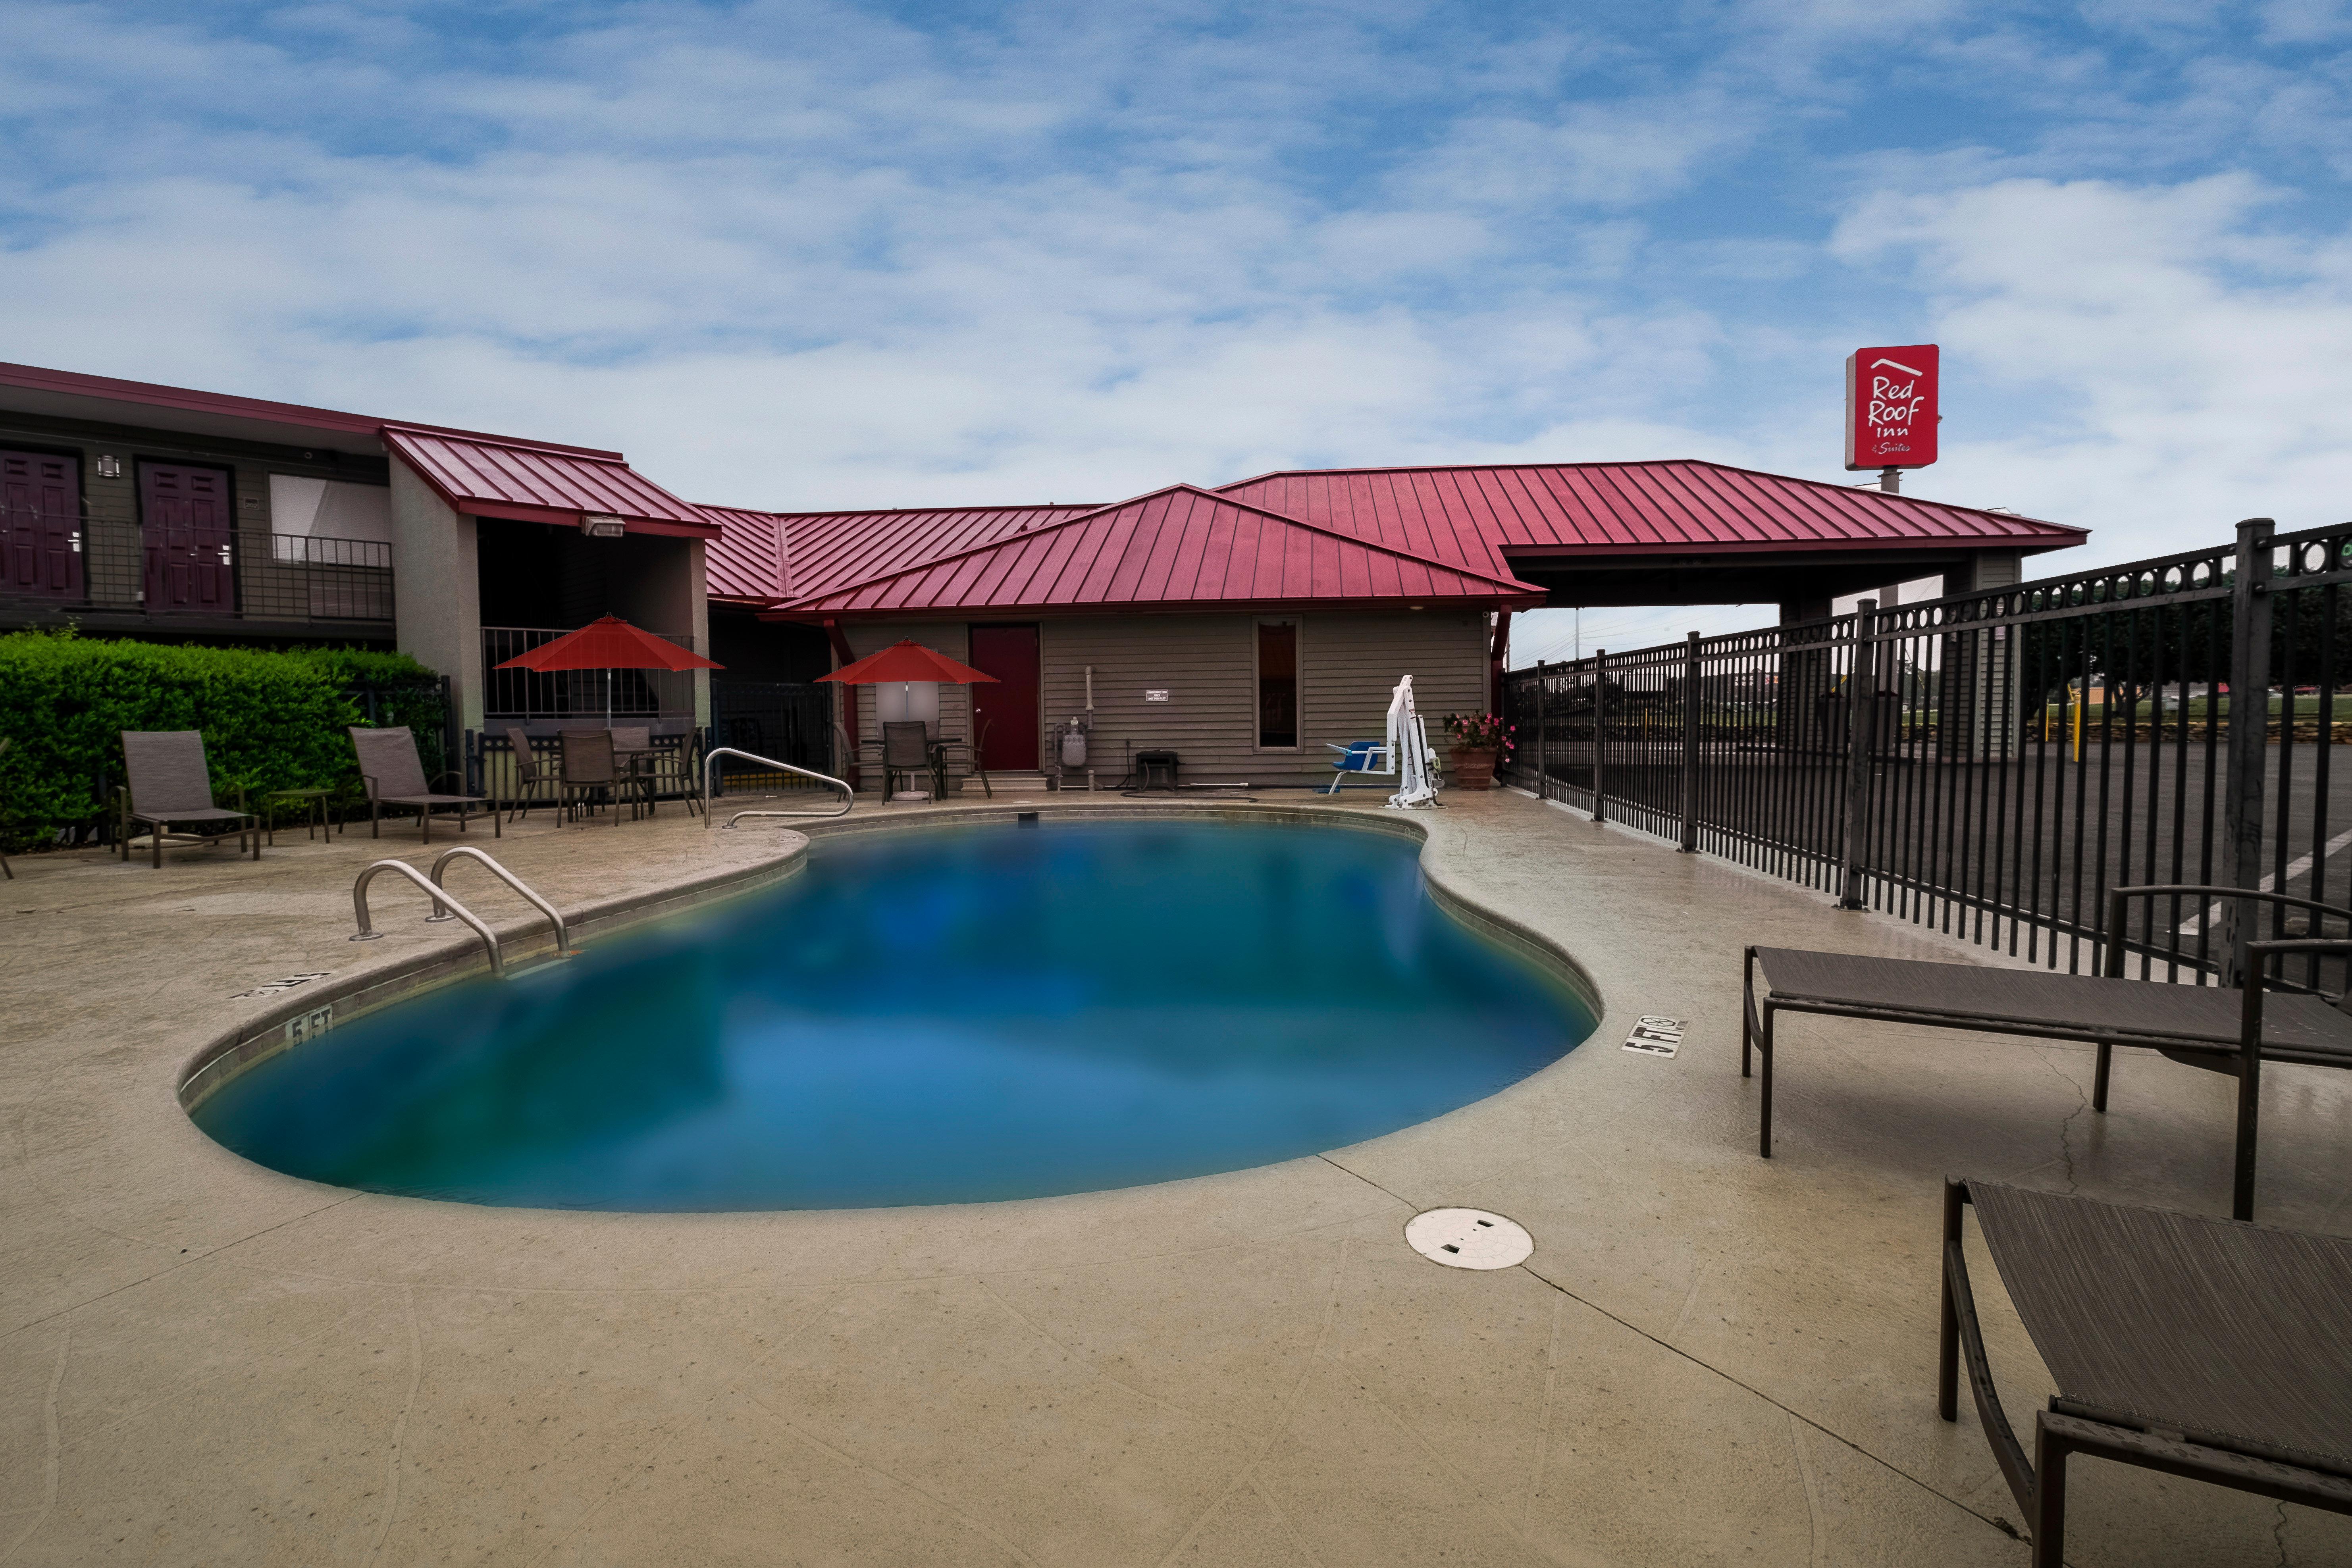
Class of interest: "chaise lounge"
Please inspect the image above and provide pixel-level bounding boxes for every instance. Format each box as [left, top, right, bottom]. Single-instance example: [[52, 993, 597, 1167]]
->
[[351, 725, 497, 843], [1938, 1176, 2352, 1566], [117, 730, 261, 869], [1743, 884, 2352, 1219]]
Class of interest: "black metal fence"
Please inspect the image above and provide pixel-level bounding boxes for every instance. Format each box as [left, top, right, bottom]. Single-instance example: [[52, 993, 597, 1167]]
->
[[709, 678, 836, 786], [1503, 518, 2352, 990]]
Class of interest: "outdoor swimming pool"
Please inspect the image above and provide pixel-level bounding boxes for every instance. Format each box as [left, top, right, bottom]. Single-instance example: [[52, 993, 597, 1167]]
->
[[192, 819, 1596, 1210]]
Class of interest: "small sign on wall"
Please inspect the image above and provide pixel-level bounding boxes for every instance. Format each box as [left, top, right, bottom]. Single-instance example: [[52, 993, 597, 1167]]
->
[[1145, 689, 1171, 703]]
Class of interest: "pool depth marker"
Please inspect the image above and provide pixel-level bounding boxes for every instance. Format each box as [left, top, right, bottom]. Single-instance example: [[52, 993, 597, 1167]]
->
[[1623, 1016, 1684, 1058]]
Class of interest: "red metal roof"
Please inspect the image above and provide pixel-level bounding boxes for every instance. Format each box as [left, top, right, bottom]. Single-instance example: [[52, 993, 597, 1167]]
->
[[0, 360, 628, 458], [1216, 460, 2085, 578], [697, 504, 791, 603], [384, 426, 716, 537], [769, 485, 1544, 618], [775, 503, 1101, 603]]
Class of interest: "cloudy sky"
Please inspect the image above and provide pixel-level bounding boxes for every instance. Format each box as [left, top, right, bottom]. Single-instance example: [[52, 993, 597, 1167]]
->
[[3, 1, 2346, 659]]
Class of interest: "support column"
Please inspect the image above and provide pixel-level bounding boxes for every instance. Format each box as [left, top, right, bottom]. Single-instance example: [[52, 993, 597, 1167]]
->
[[1841, 599, 1880, 909], [388, 458, 483, 732], [2219, 518, 2277, 985], [1680, 630, 1701, 852], [1780, 595, 1836, 753], [1938, 552, 2023, 763]]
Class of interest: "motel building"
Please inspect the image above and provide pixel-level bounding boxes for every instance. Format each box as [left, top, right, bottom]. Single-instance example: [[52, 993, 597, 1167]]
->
[[0, 360, 2087, 793]]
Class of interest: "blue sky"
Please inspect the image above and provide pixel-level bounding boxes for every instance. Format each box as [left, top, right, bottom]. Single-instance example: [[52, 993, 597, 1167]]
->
[[4, 1, 2348, 658]]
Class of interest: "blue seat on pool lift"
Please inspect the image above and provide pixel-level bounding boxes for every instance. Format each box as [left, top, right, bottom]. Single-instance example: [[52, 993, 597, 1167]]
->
[[1324, 739, 1392, 793]]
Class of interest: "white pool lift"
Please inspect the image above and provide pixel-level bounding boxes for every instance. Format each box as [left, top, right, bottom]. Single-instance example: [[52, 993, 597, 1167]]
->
[[1324, 675, 1443, 809]]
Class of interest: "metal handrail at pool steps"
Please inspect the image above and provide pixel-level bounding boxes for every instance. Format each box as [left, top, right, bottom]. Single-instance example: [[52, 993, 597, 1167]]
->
[[350, 848, 573, 978], [703, 745, 854, 825]]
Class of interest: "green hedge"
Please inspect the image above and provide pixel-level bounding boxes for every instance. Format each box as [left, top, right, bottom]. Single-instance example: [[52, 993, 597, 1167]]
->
[[0, 632, 446, 849]]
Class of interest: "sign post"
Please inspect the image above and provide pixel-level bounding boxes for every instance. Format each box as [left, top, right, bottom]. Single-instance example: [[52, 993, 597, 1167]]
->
[[1844, 344, 1938, 493]]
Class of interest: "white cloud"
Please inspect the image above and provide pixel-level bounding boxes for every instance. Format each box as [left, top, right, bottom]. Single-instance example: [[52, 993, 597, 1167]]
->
[[0, 0, 2347, 665], [1831, 174, 2352, 557]]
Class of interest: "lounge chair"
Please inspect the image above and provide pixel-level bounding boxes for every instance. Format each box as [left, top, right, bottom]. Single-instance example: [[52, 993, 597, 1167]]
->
[[1743, 884, 2352, 1219], [117, 730, 260, 869], [349, 726, 497, 844], [1938, 1177, 2352, 1566]]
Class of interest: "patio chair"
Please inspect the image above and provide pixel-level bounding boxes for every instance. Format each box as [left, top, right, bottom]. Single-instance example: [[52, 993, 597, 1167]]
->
[[502, 728, 557, 824], [349, 726, 497, 844], [0, 738, 13, 880], [1937, 1177, 2352, 1567], [117, 730, 260, 869], [607, 725, 669, 817], [620, 726, 700, 817], [934, 730, 987, 799], [1742, 884, 2352, 1220], [878, 720, 935, 802], [558, 729, 627, 826]]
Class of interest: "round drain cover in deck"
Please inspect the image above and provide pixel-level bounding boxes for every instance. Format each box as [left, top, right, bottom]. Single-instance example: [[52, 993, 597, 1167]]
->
[[1404, 1208, 1533, 1269]]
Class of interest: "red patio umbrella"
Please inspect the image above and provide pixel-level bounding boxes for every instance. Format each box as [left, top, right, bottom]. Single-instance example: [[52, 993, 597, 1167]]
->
[[815, 640, 996, 686], [818, 641, 997, 792], [493, 614, 723, 726]]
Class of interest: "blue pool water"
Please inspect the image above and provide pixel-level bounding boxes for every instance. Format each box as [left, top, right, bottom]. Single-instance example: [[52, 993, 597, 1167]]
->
[[193, 821, 1594, 1211]]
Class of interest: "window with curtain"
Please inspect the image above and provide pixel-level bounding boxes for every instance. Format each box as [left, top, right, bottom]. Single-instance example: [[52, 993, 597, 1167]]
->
[[1258, 622, 1298, 747]]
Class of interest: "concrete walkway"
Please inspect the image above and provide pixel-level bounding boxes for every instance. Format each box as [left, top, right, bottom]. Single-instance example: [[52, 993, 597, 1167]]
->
[[1, 789, 2346, 1566]]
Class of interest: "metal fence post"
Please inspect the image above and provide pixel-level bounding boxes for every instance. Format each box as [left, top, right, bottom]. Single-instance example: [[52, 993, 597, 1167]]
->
[[1532, 660, 1547, 799], [1840, 601, 1879, 909], [1680, 631, 1701, 852], [1592, 650, 1608, 824], [2219, 518, 2277, 983]]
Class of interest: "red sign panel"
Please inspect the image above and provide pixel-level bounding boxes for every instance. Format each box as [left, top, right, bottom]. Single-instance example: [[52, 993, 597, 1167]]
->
[[1845, 344, 1938, 470]]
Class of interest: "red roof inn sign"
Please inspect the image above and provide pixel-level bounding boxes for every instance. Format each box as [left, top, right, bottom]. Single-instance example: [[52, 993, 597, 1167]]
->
[[1845, 344, 1938, 472]]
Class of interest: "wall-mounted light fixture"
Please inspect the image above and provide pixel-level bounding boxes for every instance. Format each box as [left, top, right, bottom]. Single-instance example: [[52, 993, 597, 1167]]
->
[[581, 513, 626, 539], [95, 455, 121, 478]]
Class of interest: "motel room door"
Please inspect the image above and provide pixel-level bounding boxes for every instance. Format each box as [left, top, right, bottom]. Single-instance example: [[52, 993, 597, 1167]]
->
[[140, 463, 236, 614], [967, 624, 1040, 771], [0, 450, 82, 600]]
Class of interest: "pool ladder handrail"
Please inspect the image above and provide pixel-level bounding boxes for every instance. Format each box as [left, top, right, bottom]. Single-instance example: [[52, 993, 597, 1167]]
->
[[351, 860, 507, 976], [426, 847, 570, 958], [703, 745, 854, 827], [348, 851, 570, 979]]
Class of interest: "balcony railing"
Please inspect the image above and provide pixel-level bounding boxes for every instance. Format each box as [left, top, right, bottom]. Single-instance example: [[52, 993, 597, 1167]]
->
[[482, 625, 702, 720], [0, 514, 393, 625]]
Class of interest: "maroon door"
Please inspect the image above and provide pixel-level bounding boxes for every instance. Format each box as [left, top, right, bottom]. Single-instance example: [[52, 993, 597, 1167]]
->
[[0, 450, 82, 599], [141, 464, 236, 613], [968, 624, 1041, 771]]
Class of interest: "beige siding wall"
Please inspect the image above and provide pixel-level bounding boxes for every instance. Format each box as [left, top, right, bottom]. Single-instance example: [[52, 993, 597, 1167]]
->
[[833, 609, 1488, 787], [832, 611, 1486, 790], [1299, 609, 1490, 761], [1042, 614, 1257, 779]]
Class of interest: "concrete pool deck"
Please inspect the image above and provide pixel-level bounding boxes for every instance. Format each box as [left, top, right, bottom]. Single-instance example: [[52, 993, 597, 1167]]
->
[[2, 789, 2348, 1566]]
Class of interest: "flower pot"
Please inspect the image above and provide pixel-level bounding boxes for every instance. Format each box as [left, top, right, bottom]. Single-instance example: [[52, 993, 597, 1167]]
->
[[1448, 746, 1497, 790]]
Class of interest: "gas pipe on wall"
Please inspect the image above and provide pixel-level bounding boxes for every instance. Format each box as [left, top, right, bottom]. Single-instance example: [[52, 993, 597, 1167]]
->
[[1060, 665, 1096, 791]]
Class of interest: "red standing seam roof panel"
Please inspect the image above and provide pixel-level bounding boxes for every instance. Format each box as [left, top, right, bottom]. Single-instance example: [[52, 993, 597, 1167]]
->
[[383, 426, 716, 535], [697, 505, 791, 602], [759, 504, 1102, 605], [768, 485, 1543, 618], [1216, 460, 2083, 576]]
